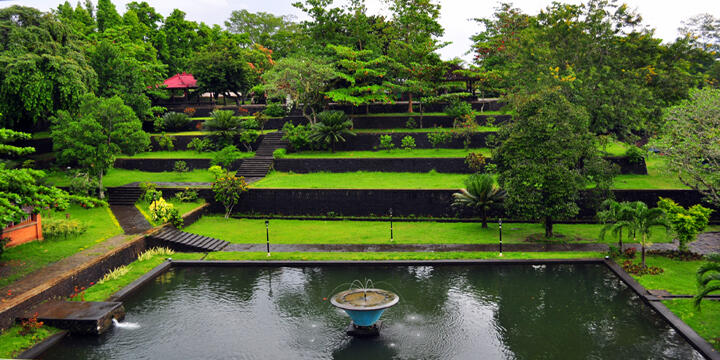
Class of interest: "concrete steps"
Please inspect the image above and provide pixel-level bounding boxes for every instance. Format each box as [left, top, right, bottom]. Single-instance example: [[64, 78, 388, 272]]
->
[[151, 228, 229, 252], [107, 187, 144, 206]]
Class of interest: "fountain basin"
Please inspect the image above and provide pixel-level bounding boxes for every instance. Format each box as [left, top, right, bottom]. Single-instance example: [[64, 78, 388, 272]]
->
[[330, 288, 398, 327]]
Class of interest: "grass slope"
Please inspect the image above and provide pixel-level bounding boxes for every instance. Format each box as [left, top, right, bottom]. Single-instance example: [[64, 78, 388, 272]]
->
[[284, 148, 490, 158], [123, 151, 253, 159], [45, 169, 215, 187]]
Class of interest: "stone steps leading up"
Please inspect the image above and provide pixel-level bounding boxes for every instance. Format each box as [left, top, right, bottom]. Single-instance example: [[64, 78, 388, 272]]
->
[[151, 228, 229, 252]]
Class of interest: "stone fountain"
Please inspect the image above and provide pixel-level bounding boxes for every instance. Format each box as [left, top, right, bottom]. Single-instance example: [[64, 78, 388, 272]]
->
[[331, 286, 399, 337]]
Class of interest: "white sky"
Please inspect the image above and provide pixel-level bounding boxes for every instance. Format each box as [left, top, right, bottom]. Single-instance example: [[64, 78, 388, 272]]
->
[[3, 0, 720, 62]]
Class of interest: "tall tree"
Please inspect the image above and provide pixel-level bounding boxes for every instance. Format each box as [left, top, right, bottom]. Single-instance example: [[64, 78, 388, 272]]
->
[[96, 0, 122, 32], [493, 88, 614, 237], [324, 44, 394, 111], [189, 36, 252, 105], [225, 10, 301, 57], [160, 9, 200, 75], [52, 95, 149, 199], [0, 5, 97, 130]]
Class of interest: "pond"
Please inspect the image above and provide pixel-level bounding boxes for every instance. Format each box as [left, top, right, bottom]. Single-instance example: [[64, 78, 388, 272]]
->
[[43, 264, 701, 359]]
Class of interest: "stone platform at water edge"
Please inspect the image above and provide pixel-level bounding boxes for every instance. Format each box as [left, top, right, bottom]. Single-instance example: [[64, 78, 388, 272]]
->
[[19, 301, 125, 335]]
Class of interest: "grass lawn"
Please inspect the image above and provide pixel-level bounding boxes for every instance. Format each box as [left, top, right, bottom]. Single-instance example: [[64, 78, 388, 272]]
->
[[613, 156, 689, 190], [149, 129, 275, 136], [284, 148, 490, 158], [185, 217, 673, 245], [45, 169, 216, 187], [252, 171, 466, 189], [352, 111, 508, 117], [629, 256, 706, 295], [0, 205, 123, 289], [0, 324, 60, 359], [663, 299, 720, 351], [354, 127, 498, 133], [205, 251, 603, 261], [136, 199, 206, 226], [123, 150, 253, 159]]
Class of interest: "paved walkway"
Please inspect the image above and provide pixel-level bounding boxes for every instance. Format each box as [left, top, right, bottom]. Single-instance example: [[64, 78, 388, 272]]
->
[[110, 205, 152, 234]]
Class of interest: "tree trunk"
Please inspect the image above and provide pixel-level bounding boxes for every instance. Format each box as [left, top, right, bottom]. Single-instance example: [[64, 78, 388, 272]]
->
[[618, 228, 623, 250], [481, 208, 488, 229], [641, 235, 647, 268], [419, 102, 424, 129], [544, 216, 553, 238], [365, 103, 369, 115], [98, 171, 105, 200], [408, 93, 414, 113]]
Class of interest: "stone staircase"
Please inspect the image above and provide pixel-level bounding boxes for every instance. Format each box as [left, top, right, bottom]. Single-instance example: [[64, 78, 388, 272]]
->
[[236, 131, 288, 178], [107, 187, 144, 206], [151, 228, 229, 252]]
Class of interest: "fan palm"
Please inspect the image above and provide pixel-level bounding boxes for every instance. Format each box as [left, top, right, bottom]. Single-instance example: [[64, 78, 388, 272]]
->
[[612, 201, 669, 268], [309, 110, 355, 152], [695, 254, 720, 309], [598, 199, 634, 250], [452, 173, 506, 228]]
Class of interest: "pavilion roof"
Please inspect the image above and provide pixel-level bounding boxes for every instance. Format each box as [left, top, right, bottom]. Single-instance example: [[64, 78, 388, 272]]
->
[[162, 72, 197, 89]]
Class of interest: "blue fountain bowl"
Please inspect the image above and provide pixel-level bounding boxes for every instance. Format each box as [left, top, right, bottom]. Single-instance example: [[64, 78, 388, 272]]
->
[[344, 309, 386, 327]]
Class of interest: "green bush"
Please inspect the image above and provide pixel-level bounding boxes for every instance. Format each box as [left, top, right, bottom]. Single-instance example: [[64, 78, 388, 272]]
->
[[406, 117, 417, 129], [238, 129, 260, 152], [155, 133, 175, 151], [444, 101, 474, 120], [43, 217, 88, 240], [264, 103, 287, 117], [624, 146, 645, 164], [174, 188, 198, 202], [427, 131, 452, 148], [140, 182, 163, 203], [204, 110, 241, 146], [188, 137, 212, 153], [282, 122, 316, 151], [273, 148, 287, 158], [240, 118, 260, 130], [69, 172, 99, 197], [155, 112, 191, 132], [310, 110, 355, 152], [212, 145, 244, 168], [379, 134, 394, 150], [173, 161, 189, 173], [400, 136, 416, 150]]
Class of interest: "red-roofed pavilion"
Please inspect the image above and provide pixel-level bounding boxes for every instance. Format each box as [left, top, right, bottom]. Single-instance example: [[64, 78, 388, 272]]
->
[[163, 72, 197, 89]]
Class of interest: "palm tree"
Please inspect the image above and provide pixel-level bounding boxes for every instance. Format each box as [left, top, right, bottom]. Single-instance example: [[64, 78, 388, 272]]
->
[[309, 110, 355, 152], [452, 173, 506, 228], [695, 254, 720, 309], [598, 199, 633, 250], [613, 201, 669, 268]]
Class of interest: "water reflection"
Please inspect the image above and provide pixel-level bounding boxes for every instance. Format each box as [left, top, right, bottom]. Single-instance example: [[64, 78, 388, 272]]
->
[[44, 265, 702, 360]]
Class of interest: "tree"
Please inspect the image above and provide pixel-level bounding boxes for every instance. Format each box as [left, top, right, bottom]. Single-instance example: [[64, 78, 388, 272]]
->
[[324, 44, 394, 111], [96, 0, 122, 32], [52, 95, 150, 199], [0, 6, 97, 130], [655, 87, 720, 207], [493, 88, 614, 237], [160, 9, 201, 75], [386, 0, 447, 113], [258, 55, 337, 124], [211, 167, 249, 219], [225, 10, 301, 58], [598, 199, 634, 250], [0, 126, 105, 258], [657, 198, 712, 252], [613, 201, 669, 268], [203, 110, 241, 147], [695, 254, 720, 309], [309, 111, 355, 153], [189, 36, 251, 105], [451, 173, 506, 228]]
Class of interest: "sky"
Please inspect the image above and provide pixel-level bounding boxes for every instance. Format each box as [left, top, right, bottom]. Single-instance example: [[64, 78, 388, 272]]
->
[[3, 0, 720, 62]]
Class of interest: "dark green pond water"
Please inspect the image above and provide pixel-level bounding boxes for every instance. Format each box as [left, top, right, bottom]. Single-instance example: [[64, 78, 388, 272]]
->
[[44, 264, 702, 359]]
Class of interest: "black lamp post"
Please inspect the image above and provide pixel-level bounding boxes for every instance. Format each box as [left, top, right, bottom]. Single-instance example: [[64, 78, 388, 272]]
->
[[498, 218, 503, 257], [389, 208, 394, 242], [265, 220, 270, 257]]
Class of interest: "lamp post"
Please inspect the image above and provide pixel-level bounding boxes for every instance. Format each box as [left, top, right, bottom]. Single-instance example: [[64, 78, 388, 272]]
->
[[389, 208, 394, 242], [265, 220, 270, 257], [498, 218, 503, 257]]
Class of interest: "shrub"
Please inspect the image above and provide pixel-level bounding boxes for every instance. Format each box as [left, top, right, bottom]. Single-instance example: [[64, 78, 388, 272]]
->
[[237, 107, 250, 116], [657, 198, 712, 252], [427, 131, 452, 148], [19, 313, 44, 336], [400, 136, 416, 150], [212, 170, 249, 218], [379, 134, 395, 150], [21, 159, 35, 169], [623, 247, 637, 259], [405, 117, 417, 129], [241, 118, 260, 130], [69, 172, 99, 197], [622, 260, 664, 275], [188, 137, 212, 153], [173, 160, 189, 173], [624, 146, 645, 164], [43, 217, 88, 240], [282, 122, 316, 151], [140, 182, 162, 203], [98, 266, 130, 284], [238, 129, 260, 152], [204, 110, 241, 145], [310, 110, 355, 152], [255, 112, 270, 132], [183, 107, 197, 117], [149, 198, 183, 228], [264, 103, 287, 117], [453, 115, 478, 149], [444, 101, 474, 120], [273, 148, 287, 159], [155, 133, 175, 151], [156, 112, 191, 132], [174, 188, 198, 202], [465, 152, 487, 172], [212, 145, 244, 168]]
